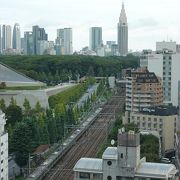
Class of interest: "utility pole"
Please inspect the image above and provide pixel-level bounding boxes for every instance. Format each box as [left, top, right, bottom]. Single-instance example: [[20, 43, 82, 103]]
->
[[28, 153, 31, 175]]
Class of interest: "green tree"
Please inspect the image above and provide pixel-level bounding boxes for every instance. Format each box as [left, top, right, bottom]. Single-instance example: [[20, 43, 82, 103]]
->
[[0, 99, 6, 112], [5, 104, 22, 126], [10, 122, 33, 167], [23, 98, 31, 117], [10, 97, 16, 106]]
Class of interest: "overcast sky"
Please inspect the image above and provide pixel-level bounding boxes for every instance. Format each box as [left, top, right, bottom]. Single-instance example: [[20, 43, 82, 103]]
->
[[0, 0, 180, 51]]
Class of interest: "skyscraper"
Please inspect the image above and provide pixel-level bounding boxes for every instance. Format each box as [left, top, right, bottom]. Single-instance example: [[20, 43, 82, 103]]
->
[[118, 2, 128, 56], [24, 31, 34, 55], [2, 25, 6, 50], [89, 27, 102, 52], [32, 25, 48, 55], [6, 25, 12, 49], [13, 23, 21, 50], [56, 28, 73, 55]]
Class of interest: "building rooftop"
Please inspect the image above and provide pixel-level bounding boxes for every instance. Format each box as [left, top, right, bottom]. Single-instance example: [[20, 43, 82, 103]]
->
[[73, 158, 102, 173], [33, 144, 49, 155], [140, 106, 178, 116], [102, 147, 118, 160], [136, 162, 178, 178]]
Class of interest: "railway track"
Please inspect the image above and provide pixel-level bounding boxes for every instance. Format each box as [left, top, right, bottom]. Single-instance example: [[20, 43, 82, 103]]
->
[[43, 93, 125, 180]]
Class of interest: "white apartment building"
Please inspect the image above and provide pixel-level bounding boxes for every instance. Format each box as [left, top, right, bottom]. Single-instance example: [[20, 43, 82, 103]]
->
[[74, 131, 179, 180], [140, 42, 180, 106], [156, 41, 176, 53], [0, 111, 8, 180], [123, 106, 178, 152]]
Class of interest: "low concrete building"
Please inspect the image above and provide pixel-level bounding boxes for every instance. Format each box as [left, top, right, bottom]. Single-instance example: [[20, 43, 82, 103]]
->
[[74, 130, 179, 180], [123, 106, 178, 152]]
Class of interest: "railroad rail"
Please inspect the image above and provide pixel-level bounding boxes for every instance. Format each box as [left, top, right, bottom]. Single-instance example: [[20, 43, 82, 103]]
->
[[43, 94, 125, 180]]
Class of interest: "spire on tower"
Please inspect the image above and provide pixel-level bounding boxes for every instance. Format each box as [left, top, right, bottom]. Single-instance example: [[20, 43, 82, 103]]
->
[[119, 1, 127, 24]]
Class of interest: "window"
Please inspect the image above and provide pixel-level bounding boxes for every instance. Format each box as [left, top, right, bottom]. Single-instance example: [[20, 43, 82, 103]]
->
[[79, 172, 90, 179], [148, 117, 151, 121], [154, 118, 157, 122], [107, 176, 112, 180], [93, 174, 102, 179], [1, 151, 3, 155], [1, 169, 3, 172], [137, 117, 140, 120], [1, 160, 3, 164], [107, 161, 112, 166], [1, 143, 3, 146], [121, 153, 123, 158], [143, 117, 146, 120]]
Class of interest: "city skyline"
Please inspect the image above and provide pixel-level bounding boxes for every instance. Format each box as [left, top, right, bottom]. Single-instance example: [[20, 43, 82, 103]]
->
[[0, 0, 180, 51]]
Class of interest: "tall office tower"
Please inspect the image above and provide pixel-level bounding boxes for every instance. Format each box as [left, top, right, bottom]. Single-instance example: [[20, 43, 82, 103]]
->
[[12, 23, 21, 50], [0, 25, 1, 53], [89, 27, 102, 52], [24, 31, 34, 55], [5, 25, 12, 49], [32, 25, 48, 55], [2, 25, 6, 50], [118, 2, 128, 56], [0, 111, 8, 179], [64, 28, 73, 55], [56, 28, 73, 55]]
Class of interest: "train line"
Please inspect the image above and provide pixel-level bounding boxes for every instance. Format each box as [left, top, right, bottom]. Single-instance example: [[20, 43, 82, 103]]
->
[[43, 94, 125, 180]]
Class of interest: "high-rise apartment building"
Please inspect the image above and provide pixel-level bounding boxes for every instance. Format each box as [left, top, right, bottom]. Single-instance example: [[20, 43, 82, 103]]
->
[[140, 44, 180, 106], [12, 23, 21, 50], [24, 31, 34, 55], [89, 27, 102, 52], [0, 111, 8, 179], [32, 26, 48, 55], [56, 28, 73, 55], [0, 25, 1, 53], [123, 68, 163, 112], [118, 3, 128, 56]]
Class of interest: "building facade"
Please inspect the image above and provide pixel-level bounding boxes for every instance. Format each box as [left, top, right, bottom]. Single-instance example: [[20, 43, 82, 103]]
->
[[117, 3, 128, 56], [89, 27, 102, 52], [141, 49, 180, 106], [2, 25, 12, 50], [24, 31, 34, 55], [156, 41, 176, 53], [56, 28, 73, 55], [74, 131, 178, 180], [32, 26, 48, 55], [0, 25, 1, 54], [5, 25, 12, 49], [0, 111, 8, 179], [178, 81, 180, 131], [12, 23, 21, 51], [124, 106, 178, 152], [123, 68, 163, 112]]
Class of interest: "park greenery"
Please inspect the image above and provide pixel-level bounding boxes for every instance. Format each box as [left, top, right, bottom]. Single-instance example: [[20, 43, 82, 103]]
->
[[0, 78, 109, 168], [0, 55, 139, 172], [0, 55, 139, 85], [97, 116, 160, 162]]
